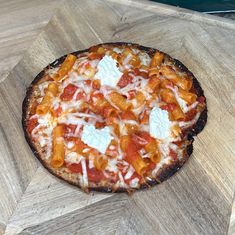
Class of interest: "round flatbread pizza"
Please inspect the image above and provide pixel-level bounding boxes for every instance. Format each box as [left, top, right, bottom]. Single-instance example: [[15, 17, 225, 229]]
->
[[22, 42, 207, 193]]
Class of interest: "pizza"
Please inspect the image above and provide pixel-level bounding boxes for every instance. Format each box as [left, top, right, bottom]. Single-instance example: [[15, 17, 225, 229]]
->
[[22, 42, 207, 193]]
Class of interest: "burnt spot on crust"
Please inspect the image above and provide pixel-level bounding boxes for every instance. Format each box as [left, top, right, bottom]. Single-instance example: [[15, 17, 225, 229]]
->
[[22, 42, 208, 193]]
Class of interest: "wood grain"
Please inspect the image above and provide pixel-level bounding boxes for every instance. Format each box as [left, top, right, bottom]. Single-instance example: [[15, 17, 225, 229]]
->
[[0, 0, 235, 234], [0, 0, 62, 81]]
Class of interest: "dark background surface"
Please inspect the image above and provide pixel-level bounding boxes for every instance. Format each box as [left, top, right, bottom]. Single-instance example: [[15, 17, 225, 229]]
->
[[152, 0, 235, 12]]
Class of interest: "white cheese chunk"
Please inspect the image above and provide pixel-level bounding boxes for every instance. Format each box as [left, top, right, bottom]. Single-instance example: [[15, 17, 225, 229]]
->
[[81, 125, 113, 154], [149, 107, 172, 139], [95, 55, 123, 87]]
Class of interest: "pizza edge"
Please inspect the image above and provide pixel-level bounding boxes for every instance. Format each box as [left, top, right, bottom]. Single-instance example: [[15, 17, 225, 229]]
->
[[22, 42, 207, 193]]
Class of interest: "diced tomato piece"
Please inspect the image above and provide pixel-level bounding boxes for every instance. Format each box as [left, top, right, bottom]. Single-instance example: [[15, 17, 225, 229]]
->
[[90, 91, 104, 102], [133, 68, 140, 76], [105, 171, 118, 183], [161, 103, 177, 112], [105, 116, 117, 126], [169, 149, 178, 161], [139, 110, 149, 124], [87, 168, 106, 182], [95, 121, 106, 129], [185, 109, 197, 121], [65, 137, 77, 142], [133, 68, 148, 79], [125, 149, 140, 163], [127, 90, 136, 99], [88, 52, 103, 60], [106, 140, 119, 157], [131, 135, 148, 148], [172, 140, 184, 147], [27, 118, 38, 133], [67, 163, 82, 173], [89, 45, 99, 53], [116, 162, 128, 174], [67, 160, 106, 182], [132, 131, 154, 144], [197, 96, 205, 104], [117, 72, 133, 88], [145, 161, 156, 172], [84, 79, 92, 85], [63, 124, 78, 140], [139, 71, 148, 79], [51, 106, 62, 117], [75, 138, 88, 149], [30, 100, 38, 115], [64, 124, 77, 135], [60, 84, 78, 101], [92, 79, 101, 90], [76, 91, 86, 100]]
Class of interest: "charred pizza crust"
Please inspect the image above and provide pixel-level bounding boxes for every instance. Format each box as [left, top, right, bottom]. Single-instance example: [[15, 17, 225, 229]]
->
[[22, 42, 207, 193]]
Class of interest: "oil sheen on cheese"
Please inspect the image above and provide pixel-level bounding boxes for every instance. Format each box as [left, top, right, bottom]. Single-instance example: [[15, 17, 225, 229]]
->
[[149, 107, 172, 139], [95, 55, 123, 87], [81, 124, 112, 154]]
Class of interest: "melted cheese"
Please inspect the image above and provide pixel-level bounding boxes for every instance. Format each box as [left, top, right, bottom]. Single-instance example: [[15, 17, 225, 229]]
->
[[152, 157, 171, 176], [124, 166, 135, 180], [139, 52, 151, 66], [179, 112, 200, 128], [113, 47, 123, 54], [38, 136, 47, 147], [159, 142, 170, 157], [65, 152, 82, 164], [38, 82, 50, 96], [118, 172, 127, 188], [88, 155, 95, 169], [58, 113, 87, 126], [81, 125, 113, 154], [81, 157, 88, 187], [149, 107, 172, 139], [129, 177, 139, 188], [47, 67, 59, 77], [60, 100, 82, 112], [95, 55, 123, 87], [167, 86, 188, 113], [106, 158, 118, 173]]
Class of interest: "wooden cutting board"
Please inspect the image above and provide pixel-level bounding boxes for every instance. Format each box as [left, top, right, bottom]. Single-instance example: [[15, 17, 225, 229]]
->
[[1, 0, 235, 234]]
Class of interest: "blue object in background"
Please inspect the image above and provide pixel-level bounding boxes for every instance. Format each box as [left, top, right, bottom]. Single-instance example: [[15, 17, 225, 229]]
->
[[152, 0, 235, 12]]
